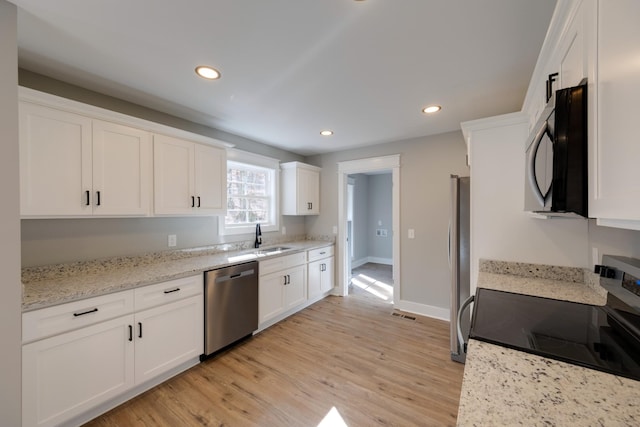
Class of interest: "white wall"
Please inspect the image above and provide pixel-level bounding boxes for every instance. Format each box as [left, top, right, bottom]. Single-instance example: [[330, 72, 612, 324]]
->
[[0, 1, 22, 424], [349, 173, 392, 266], [465, 113, 589, 291], [350, 174, 370, 264], [367, 174, 393, 262]]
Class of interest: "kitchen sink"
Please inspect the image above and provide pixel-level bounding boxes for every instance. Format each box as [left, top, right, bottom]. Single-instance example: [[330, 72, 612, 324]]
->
[[254, 246, 291, 255]]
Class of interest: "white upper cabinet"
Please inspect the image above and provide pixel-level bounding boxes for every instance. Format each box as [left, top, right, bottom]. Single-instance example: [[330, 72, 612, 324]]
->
[[281, 161, 321, 215], [153, 134, 226, 215], [92, 120, 151, 216], [20, 103, 92, 217], [194, 142, 226, 213], [19, 87, 231, 219], [19, 102, 151, 217], [558, 0, 587, 89], [589, 0, 640, 227]]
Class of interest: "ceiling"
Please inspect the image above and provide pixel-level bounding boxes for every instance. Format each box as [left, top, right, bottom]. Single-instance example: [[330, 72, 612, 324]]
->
[[13, 0, 557, 156]]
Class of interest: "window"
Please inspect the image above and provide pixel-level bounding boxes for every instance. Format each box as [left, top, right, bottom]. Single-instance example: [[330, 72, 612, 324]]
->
[[219, 150, 279, 236]]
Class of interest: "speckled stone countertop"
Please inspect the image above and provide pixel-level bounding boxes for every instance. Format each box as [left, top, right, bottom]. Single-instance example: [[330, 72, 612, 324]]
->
[[22, 239, 333, 312], [456, 259, 640, 426]]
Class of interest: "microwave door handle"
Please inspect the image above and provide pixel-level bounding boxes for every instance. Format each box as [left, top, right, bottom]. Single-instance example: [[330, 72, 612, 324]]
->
[[528, 122, 549, 206]]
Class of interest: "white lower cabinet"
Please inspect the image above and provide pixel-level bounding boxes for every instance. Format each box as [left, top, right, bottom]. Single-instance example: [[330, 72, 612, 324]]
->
[[22, 315, 135, 427], [307, 246, 335, 300], [259, 252, 307, 326], [308, 257, 334, 299], [134, 294, 203, 384], [22, 275, 203, 427]]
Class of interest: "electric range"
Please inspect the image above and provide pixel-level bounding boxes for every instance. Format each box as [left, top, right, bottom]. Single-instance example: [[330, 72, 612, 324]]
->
[[469, 256, 640, 381]]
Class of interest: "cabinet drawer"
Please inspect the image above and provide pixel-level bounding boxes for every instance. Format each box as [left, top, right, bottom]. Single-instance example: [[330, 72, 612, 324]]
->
[[259, 252, 307, 276], [307, 245, 334, 262], [23, 290, 134, 344], [134, 274, 203, 312]]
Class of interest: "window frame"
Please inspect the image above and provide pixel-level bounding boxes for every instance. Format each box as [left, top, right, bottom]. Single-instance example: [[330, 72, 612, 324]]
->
[[218, 149, 280, 236]]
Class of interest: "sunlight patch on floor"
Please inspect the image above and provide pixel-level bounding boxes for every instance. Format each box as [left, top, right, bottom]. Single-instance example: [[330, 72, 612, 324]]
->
[[352, 276, 391, 301], [318, 406, 348, 427]]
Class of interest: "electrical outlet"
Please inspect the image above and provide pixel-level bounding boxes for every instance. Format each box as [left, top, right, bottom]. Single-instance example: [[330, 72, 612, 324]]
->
[[332, 226, 338, 234], [592, 247, 599, 265], [168, 234, 177, 247], [408, 229, 415, 239], [282, 226, 287, 235]]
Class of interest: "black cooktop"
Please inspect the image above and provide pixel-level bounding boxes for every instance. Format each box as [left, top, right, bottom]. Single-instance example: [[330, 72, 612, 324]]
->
[[469, 288, 640, 381]]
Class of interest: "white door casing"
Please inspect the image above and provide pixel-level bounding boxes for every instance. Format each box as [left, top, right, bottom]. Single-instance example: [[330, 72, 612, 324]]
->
[[336, 155, 400, 301]]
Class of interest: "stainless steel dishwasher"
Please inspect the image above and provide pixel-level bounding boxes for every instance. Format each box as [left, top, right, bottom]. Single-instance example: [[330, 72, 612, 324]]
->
[[203, 261, 258, 358]]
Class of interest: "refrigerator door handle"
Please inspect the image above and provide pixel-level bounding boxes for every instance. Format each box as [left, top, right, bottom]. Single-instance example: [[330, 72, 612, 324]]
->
[[447, 221, 452, 269], [457, 295, 475, 354]]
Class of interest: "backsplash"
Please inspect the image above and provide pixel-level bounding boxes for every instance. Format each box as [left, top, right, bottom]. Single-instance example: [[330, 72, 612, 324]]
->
[[479, 259, 585, 283], [479, 258, 608, 299], [22, 234, 312, 283]]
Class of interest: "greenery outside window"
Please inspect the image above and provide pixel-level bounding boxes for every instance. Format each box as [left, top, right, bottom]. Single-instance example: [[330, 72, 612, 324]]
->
[[219, 150, 279, 236]]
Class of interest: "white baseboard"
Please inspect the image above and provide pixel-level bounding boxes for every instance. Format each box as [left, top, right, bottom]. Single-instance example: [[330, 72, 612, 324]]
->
[[351, 256, 393, 268], [394, 300, 450, 322], [351, 258, 368, 268]]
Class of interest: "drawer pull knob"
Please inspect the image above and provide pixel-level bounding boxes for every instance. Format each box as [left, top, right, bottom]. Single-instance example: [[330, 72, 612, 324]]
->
[[138, 322, 143, 338], [164, 288, 181, 294], [129, 325, 133, 341], [320, 251, 326, 255], [73, 307, 98, 317]]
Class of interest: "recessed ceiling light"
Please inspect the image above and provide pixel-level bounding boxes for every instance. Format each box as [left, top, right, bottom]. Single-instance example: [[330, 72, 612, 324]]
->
[[320, 130, 334, 136], [422, 105, 442, 114], [195, 66, 221, 80]]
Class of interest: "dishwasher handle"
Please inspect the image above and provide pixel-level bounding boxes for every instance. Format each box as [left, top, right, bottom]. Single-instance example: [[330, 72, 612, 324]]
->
[[214, 268, 256, 283]]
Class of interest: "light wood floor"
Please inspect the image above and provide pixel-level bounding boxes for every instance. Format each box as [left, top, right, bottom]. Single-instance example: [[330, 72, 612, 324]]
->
[[84, 294, 464, 426]]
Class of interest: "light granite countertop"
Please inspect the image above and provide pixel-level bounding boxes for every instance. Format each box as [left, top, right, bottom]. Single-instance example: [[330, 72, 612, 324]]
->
[[22, 240, 333, 312], [456, 259, 640, 426]]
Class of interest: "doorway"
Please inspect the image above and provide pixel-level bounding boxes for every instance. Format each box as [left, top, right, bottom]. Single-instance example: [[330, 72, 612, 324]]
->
[[347, 171, 394, 303], [336, 155, 400, 304]]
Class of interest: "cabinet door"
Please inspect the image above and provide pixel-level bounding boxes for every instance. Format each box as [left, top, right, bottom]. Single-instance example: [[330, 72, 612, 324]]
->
[[320, 256, 335, 293], [558, 2, 586, 89], [19, 103, 93, 216], [194, 143, 226, 214], [284, 265, 307, 310], [134, 295, 203, 384], [22, 315, 135, 427], [307, 259, 323, 299], [591, 0, 640, 221], [93, 120, 151, 216], [153, 134, 195, 215], [298, 168, 320, 215], [259, 272, 286, 324]]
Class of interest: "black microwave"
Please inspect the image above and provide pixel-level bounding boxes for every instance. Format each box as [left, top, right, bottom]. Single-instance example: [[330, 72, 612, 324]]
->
[[524, 80, 588, 217]]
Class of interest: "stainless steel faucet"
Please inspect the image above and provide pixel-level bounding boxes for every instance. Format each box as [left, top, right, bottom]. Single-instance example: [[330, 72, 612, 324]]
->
[[254, 223, 262, 248]]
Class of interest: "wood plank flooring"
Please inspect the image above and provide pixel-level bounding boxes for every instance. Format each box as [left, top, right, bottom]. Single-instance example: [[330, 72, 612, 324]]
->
[[84, 294, 464, 427]]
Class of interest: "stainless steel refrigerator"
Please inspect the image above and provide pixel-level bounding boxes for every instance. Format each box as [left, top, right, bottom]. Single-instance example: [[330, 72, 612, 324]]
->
[[449, 175, 471, 363]]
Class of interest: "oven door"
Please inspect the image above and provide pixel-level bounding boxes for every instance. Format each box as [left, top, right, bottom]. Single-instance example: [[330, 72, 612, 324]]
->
[[524, 100, 555, 213]]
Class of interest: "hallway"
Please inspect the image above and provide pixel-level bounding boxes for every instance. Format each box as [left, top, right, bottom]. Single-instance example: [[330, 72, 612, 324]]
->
[[349, 263, 393, 303]]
